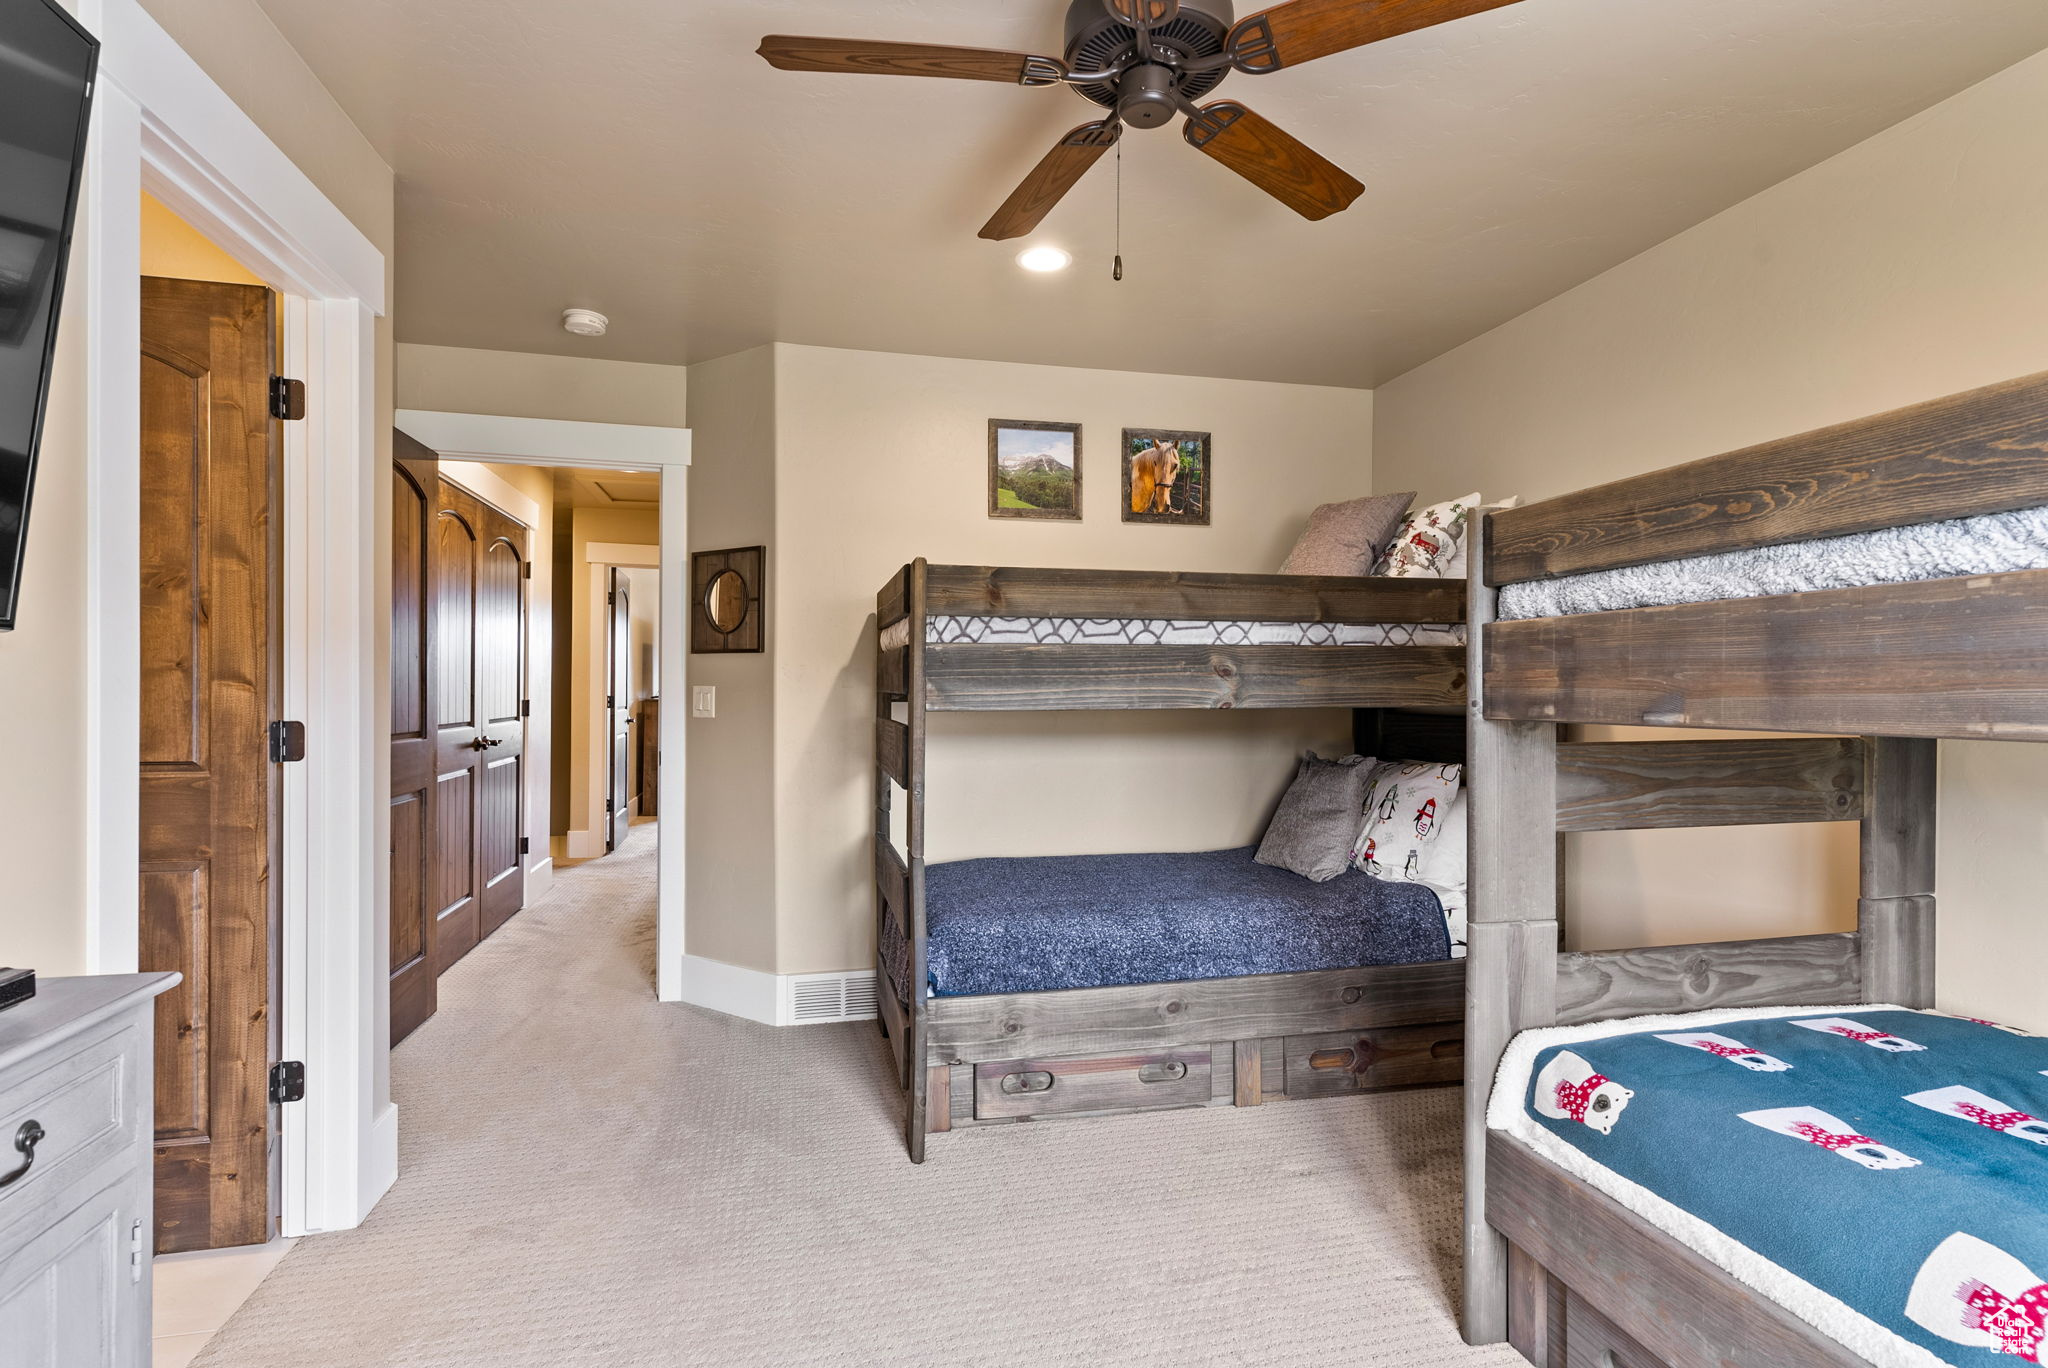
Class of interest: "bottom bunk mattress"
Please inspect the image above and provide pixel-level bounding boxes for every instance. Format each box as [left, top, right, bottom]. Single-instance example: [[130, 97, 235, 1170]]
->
[[1489, 1006, 2048, 1368], [885, 845, 1450, 998]]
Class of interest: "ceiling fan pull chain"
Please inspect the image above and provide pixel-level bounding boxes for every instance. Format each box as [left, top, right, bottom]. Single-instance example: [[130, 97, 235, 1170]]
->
[[1113, 138, 1125, 282]]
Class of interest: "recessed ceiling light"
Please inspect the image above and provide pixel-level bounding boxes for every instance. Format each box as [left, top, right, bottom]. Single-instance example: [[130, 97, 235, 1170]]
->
[[1017, 246, 1072, 274], [562, 307, 609, 337]]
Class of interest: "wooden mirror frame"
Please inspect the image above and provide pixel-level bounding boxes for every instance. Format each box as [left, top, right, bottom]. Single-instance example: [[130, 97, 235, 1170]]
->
[[690, 546, 764, 653]]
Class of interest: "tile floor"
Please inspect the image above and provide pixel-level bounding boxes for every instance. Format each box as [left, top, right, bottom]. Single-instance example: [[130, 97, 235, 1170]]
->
[[151, 1239, 296, 1368]]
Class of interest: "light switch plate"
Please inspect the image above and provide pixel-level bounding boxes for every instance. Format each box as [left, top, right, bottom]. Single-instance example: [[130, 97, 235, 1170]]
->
[[692, 685, 716, 718]]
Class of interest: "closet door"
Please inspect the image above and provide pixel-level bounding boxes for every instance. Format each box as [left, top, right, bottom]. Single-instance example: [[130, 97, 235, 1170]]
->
[[389, 430, 438, 1043], [430, 478, 529, 971], [429, 482, 486, 971], [475, 512, 527, 938]]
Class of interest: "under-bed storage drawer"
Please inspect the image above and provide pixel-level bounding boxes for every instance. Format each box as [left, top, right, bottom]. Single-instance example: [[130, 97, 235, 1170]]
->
[[974, 1048, 1214, 1120], [1559, 1290, 1666, 1368], [1282, 1022, 1463, 1099]]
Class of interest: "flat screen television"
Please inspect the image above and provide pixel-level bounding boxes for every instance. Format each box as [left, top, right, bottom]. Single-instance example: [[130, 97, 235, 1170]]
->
[[0, 0, 97, 631]]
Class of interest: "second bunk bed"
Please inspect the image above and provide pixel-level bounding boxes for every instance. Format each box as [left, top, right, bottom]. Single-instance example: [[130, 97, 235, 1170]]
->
[[875, 561, 1473, 1160], [1460, 369, 2048, 1368]]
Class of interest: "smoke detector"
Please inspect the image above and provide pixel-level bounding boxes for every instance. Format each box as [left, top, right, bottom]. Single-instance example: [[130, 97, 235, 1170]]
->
[[562, 308, 609, 337]]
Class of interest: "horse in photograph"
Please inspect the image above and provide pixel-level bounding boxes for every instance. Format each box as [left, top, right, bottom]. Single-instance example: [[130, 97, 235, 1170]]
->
[[1130, 438, 1181, 514]]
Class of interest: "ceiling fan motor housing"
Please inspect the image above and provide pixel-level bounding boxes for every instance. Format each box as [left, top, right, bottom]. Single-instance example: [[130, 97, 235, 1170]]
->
[[1063, 0, 1235, 121]]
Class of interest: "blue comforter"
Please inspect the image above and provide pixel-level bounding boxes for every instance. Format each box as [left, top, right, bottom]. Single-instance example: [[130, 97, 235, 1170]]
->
[[1503, 1009, 2048, 1367], [897, 845, 1449, 997]]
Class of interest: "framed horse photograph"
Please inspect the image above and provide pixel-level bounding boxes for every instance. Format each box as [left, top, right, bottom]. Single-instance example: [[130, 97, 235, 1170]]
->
[[1122, 428, 1210, 526]]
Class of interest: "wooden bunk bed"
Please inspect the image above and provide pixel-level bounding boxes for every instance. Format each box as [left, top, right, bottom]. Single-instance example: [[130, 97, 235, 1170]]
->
[[875, 560, 1471, 1161], [1461, 370, 2048, 1367]]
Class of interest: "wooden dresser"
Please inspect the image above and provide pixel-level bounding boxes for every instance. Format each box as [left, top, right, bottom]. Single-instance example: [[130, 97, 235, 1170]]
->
[[0, 974, 178, 1367]]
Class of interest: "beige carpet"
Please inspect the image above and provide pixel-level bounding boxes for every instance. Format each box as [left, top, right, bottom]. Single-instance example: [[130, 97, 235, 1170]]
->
[[194, 823, 1525, 1367]]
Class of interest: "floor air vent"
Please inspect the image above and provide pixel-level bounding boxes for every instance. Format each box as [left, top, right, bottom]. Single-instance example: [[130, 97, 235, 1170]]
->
[[784, 971, 879, 1025]]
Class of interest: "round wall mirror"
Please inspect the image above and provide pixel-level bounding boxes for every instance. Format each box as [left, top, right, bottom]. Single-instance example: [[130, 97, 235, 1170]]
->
[[704, 569, 749, 634]]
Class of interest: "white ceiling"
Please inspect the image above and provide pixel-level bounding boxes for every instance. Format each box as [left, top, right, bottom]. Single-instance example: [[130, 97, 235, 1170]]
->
[[252, 0, 2048, 387]]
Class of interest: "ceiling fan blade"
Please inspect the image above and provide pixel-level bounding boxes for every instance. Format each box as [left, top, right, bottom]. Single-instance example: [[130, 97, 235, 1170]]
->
[[980, 122, 1120, 241], [757, 36, 1065, 85], [1228, 0, 1524, 73], [1184, 102, 1363, 221]]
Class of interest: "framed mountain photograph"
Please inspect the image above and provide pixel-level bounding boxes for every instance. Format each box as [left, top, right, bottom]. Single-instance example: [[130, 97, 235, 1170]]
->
[[988, 419, 1081, 521]]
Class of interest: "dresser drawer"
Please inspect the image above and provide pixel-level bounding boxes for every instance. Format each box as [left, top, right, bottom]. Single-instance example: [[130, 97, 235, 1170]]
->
[[0, 1023, 140, 1231], [1283, 1021, 1463, 1099], [975, 1047, 1215, 1120]]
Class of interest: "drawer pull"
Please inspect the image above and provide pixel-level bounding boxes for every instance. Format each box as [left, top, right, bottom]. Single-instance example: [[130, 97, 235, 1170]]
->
[[0, 1119, 43, 1190], [1137, 1060, 1188, 1085], [1000, 1071, 1055, 1096], [1309, 1048, 1356, 1072]]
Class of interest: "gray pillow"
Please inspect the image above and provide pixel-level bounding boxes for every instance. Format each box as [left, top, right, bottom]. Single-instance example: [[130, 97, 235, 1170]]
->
[[1280, 492, 1416, 577], [1255, 752, 1376, 882]]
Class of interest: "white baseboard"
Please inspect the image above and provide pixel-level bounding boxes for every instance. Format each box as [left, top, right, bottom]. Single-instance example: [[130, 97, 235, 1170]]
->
[[523, 855, 555, 905], [364, 1102, 399, 1219], [676, 954, 879, 1027]]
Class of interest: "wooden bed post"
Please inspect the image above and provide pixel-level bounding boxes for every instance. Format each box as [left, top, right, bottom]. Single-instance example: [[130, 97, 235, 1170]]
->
[[1859, 738, 1937, 1009], [1463, 510, 1560, 1346], [904, 559, 932, 1162]]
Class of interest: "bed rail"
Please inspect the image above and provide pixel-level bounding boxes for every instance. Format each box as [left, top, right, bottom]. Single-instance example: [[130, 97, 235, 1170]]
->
[[884, 561, 1470, 714], [1480, 371, 2048, 740], [918, 563, 1465, 624]]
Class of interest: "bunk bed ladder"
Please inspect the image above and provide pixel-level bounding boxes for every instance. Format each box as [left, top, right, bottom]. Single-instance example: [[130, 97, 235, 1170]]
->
[[876, 559, 935, 1162]]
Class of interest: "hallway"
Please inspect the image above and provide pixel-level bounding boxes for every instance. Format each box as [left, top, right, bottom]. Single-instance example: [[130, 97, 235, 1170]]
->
[[188, 822, 1511, 1368]]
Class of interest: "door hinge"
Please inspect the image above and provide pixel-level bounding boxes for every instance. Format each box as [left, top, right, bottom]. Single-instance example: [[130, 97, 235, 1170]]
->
[[269, 1060, 306, 1104], [521, 699, 531, 719], [605, 798, 615, 814], [268, 376, 307, 421], [606, 695, 615, 711], [129, 1220, 144, 1284], [518, 836, 530, 856], [269, 720, 307, 763], [523, 562, 533, 579]]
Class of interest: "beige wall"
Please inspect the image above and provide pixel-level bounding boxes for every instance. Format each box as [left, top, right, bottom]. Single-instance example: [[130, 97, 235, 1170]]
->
[[682, 347, 778, 971], [0, 1, 394, 987], [751, 343, 1377, 975], [396, 343, 687, 427], [1374, 49, 2048, 1030]]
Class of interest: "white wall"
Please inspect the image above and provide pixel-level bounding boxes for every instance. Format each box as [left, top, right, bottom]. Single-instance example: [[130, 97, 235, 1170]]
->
[[761, 344, 1377, 975], [1374, 48, 2048, 1031]]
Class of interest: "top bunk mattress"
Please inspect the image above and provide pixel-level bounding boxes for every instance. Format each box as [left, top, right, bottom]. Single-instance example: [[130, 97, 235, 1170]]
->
[[889, 845, 1452, 998], [1498, 503, 2048, 621], [1489, 1006, 2048, 1368], [880, 617, 1465, 649]]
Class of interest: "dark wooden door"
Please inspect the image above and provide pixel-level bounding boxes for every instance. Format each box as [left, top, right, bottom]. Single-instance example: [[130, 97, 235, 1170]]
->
[[389, 430, 438, 1044], [608, 568, 632, 851], [138, 276, 280, 1254], [430, 479, 527, 971]]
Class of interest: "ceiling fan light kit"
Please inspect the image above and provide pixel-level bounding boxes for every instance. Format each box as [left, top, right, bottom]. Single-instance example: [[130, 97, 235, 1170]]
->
[[758, 0, 1523, 239]]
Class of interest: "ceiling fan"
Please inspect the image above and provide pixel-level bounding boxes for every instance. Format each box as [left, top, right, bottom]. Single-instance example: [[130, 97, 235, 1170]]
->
[[759, 0, 1524, 241]]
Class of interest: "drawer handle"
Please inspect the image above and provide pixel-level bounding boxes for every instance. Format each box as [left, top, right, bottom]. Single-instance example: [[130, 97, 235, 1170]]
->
[[0, 1119, 43, 1190], [1138, 1060, 1188, 1084], [1309, 1048, 1357, 1072], [1000, 1071, 1054, 1096]]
